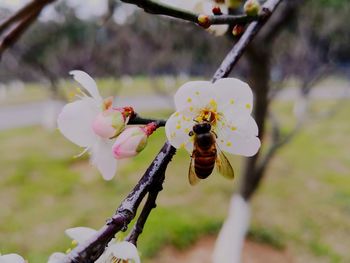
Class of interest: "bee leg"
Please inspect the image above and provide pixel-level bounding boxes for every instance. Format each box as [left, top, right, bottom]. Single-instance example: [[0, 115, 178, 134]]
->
[[212, 131, 218, 138], [189, 131, 194, 137]]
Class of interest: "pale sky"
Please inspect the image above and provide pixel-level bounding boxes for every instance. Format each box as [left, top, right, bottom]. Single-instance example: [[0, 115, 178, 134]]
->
[[0, 0, 190, 23], [0, 0, 109, 21]]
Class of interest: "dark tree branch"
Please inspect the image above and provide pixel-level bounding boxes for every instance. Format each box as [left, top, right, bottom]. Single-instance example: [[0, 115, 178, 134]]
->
[[125, 176, 164, 245], [120, 0, 260, 26], [0, 10, 41, 59], [0, 0, 56, 59], [63, 142, 176, 262], [128, 113, 167, 127], [0, 0, 55, 35], [212, 0, 283, 82], [62, 0, 285, 261]]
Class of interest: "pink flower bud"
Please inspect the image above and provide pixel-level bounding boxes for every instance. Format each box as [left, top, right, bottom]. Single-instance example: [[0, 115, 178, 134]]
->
[[112, 123, 158, 159], [92, 109, 125, 139]]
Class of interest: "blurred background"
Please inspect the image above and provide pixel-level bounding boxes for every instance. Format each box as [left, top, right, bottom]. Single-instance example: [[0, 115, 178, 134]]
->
[[0, 0, 349, 262]]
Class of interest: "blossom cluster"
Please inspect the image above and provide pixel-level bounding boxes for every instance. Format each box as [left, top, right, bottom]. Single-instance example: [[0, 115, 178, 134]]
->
[[57, 71, 157, 180], [48, 227, 140, 263]]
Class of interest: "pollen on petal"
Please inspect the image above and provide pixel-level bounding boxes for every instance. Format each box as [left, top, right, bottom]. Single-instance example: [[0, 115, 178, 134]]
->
[[231, 126, 237, 131], [246, 103, 251, 109], [189, 106, 194, 112], [170, 132, 176, 139], [180, 143, 185, 149], [187, 97, 192, 103], [230, 99, 235, 104], [209, 99, 217, 108], [175, 112, 180, 117], [226, 142, 232, 147], [195, 91, 200, 96], [176, 125, 182, 130]]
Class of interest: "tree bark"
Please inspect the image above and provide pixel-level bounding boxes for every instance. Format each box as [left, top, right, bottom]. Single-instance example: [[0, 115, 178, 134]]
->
[[239, 46, 271, 201]]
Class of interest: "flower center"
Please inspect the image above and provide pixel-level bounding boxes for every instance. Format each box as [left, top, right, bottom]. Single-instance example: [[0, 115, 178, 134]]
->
[[194, 99, 220, 125]]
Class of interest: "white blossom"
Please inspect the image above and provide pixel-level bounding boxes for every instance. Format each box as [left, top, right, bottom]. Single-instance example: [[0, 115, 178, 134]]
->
[[48, 227, 141, 263], [166, 78, 260, 156], [57, 71, 129, 180]]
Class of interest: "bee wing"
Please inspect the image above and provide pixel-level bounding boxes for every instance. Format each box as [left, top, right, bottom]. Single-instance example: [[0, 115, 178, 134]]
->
[[215, 145, 234, 180], [188, 157, 201, 185]]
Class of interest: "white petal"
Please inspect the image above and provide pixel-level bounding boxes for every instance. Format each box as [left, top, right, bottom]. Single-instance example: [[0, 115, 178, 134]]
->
[[214, 78, 254, 114], [57, 97, 99, 147], [107, 241, 140, 263], [65, 227, 97, 244], [217, 124, 260, 157], [91, 139, 118, 180], [174, 81, 214, 110], [47, 252, 66, 263], [165, 110, 196, 153], [220, 109, 259, 137], [70, 70, 103, 103], [0, 254, 25, 263]]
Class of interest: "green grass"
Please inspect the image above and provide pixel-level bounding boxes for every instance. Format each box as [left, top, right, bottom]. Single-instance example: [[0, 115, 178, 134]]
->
[[0, 98, 350, 262]]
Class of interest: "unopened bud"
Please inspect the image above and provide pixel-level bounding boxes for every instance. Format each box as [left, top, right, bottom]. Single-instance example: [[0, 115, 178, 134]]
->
[[212, 6, 222, 15], [232, 25, 244, 36], [92, 107, 133, 139], [244, 0, 261, 16], [198, 14, 210, 29], [112, 123, 157, 159]]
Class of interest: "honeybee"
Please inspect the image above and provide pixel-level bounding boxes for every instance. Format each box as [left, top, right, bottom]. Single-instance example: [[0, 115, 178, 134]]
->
[[188, 122, 234, 185]]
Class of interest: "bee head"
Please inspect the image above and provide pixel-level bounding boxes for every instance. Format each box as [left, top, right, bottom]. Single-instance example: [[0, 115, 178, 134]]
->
[[193, 122, 211, 134]]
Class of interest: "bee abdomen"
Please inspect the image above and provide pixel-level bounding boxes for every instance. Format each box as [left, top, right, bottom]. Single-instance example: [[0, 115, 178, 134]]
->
[[195, 156, 216, 179]]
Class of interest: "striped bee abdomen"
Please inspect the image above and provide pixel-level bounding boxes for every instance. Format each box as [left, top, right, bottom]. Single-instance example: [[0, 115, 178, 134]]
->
[[194, 151, 216, 179]]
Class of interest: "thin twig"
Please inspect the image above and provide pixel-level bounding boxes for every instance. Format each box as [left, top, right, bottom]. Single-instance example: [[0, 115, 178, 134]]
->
[[0, 0, 55, 34], [0, 10, 41, 58], [126, 177, 164, 245], [121, 0, 259, 26], [0, 0, 56, 58], [129, 113, 167, 127], [212, 0, 283, 82]]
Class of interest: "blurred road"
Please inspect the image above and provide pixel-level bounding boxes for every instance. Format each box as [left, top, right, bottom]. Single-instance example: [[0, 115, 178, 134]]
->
[[0, 95, 173, 130], [0, 86, 349, 130]]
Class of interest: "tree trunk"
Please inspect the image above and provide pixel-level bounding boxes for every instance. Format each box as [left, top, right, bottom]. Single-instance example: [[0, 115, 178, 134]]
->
[[240, 46, 271, 201]]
